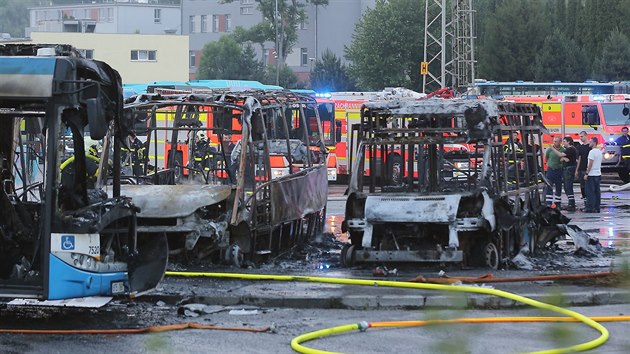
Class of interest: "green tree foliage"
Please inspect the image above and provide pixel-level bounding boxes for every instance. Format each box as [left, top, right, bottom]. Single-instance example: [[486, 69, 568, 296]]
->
[[197, 36, 264, 81], [232, 23, 273, 59], [592, 29, 630, 81], [223, 0, 328, 63], [263, 64, 302, 88], [477, 0, 551, 81], [534, 29, 588, 82], [310, 49, 355, 91], [0, 0, 38, 38], [344, 0, 423, 90]]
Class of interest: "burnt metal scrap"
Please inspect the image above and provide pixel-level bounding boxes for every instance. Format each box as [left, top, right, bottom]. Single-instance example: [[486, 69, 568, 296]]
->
[[342, 98, 566, 269], [121, 90, 328, 266]]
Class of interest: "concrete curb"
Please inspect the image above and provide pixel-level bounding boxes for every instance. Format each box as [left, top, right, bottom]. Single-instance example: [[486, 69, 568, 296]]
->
[[146, 289, 630, 310]]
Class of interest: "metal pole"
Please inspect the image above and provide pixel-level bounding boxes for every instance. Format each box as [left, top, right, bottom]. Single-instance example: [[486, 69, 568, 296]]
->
[[275, 0, 280, 85], [315, 4, 318, 60]]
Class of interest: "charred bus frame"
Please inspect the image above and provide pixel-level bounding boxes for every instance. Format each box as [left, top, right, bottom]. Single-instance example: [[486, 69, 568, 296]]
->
[[121, 90, 328, 266], [341, 99, 562, 269], [0, 44, 166, 300]]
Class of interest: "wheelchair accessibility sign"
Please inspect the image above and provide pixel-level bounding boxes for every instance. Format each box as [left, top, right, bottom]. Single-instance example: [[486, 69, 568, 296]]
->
[[51, 233, 100, 256], [61, 235, 75, 250]]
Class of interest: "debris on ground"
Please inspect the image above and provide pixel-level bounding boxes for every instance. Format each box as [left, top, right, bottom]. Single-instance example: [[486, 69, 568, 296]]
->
[[372, 266, 398, 277], [511, 224, 613, 271]]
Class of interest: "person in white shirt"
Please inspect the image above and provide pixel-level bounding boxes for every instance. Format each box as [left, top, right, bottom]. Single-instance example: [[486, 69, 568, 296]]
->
[[582, 137, 602, 213]]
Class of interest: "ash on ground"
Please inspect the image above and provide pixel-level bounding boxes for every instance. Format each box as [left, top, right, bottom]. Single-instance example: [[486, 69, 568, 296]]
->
[[260, 232, 344, 272], [511, 224, 616, 271]]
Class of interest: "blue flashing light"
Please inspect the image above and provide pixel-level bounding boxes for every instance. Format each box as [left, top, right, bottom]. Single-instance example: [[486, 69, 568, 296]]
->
[[315, 92, 332, 99]]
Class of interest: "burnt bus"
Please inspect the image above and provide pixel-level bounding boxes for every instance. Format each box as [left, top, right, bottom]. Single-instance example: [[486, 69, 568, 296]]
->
[[341, 98, 566, 269], [0, 44, 166, 300], [121, 90, 328, 266]]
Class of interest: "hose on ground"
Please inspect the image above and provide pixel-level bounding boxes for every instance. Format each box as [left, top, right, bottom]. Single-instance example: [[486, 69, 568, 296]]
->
[[609, 181, 630, 192], [0, 322, 272, 334], [165, 271, 611, 354], [292, 316, 630, 354], [408, 271, 614, 284]]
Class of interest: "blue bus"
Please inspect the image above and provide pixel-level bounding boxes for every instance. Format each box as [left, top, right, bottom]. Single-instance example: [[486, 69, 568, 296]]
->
[[468, 80, 630, 97], [0, 44, 167, 300]]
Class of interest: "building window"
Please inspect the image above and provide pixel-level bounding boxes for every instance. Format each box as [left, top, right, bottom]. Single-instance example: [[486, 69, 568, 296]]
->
[[300, 48, 308, 66], [189, 51, 196, 68], [240, 0, 254, 4], [225, 14, 231, 31], [212, 14, 219, 32], [78, 49, 94, 59], [107, 8, 113, 22], [98, 8, 106, 21], [131, 50, 157, 62], [189, 15, 195, 33], [240, 6, 253, 15], [201, 15, 207, 32], [154, 9, 161, 24]]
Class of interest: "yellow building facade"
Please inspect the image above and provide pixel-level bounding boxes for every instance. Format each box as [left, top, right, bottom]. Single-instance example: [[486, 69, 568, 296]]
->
[[29, 32, 189, 84]]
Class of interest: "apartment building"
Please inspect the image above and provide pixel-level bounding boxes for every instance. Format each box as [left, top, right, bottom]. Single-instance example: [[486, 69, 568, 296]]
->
[[27, 0, 376, 82], [184, 0, 375, 80], [28, 0, 182, 36], [29, 32, 189, 84]]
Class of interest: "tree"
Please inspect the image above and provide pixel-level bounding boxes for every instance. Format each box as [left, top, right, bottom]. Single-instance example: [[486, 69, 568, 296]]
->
[[197, 36, 264, 81], [477, 0, 551, 81], [0, 0, 37, 38], [232, 23, 273, 63], [534, 29, 588, 82], [310, 49, 355, 91], [263, 64, 302, 88], [223, 0, 328, 63], [344, 0, 424, 90], [592, 29, 630, 81]]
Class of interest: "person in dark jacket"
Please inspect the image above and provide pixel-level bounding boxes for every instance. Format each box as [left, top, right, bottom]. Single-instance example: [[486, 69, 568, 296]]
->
[[615, 126, 630, 183], [575, 131, 591, 201], [561, 136, 577, 211]]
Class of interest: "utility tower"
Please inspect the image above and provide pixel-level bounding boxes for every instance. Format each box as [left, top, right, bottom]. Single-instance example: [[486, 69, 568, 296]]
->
[[422, 0, 475, 93]]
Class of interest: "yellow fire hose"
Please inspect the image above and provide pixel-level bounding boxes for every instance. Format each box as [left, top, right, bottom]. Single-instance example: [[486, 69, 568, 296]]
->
[[165, 271, 615, 354]]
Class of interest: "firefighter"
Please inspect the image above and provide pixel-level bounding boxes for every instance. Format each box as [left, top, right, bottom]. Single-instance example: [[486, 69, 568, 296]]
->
[[192, 131, 216, 176], [121, 131, 146, 177], [60, 137, 101, 189], [615, 126, 630, 182], [504, 131, 523, 185], [545, 136, 565, 208]]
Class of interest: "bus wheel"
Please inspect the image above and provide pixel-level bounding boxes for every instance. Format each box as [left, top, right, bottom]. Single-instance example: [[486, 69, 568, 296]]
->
[[483, 242, 500, 270], [340, 244, 355, 267]]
